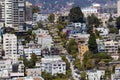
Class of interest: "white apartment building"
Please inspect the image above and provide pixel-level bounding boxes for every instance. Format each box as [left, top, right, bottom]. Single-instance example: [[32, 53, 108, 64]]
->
[[111, 65, 120, 80], [0, 0, 25, 30], [0, 59, 12, 78], [104, 40, 118, 54], [33, 29, 53, 49], [1, 0, 12, 27], [97, 39, 118, 54], [25, 1, 32, 21], [24, 47, 41, 60], [0, 59, 24, 78], [82, 7, 98, 17], [26, 68, 41, 77], [96, 27, 109, 36], [86, 70, 105, 80], [0, 59, 12, 71], [72, 22, 86, 29], [0, 69, 9, 78], [3, 33, 18, 63], [36, 56, 66, 75]]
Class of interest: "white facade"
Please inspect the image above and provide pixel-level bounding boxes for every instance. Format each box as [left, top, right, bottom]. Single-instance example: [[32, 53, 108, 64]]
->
[[0, 59, 12, 71], [86, 70, 105, 80], [33, 29, 53, 49], [0, 59, 24, 78], [3, 33, 18, 63], [72, 33, 90, 43], [24, 47, 41, 60], [96, 27, 109, 36], [4, 0, 13, 27], [97, 39, 118, 54], [82, 7, 98, 17], [26, 68, 41, 77], [0, 59, 12, 78], [111, 66, 120, 80], [104, 40, 118, 54], [0, 70, 9, 78], [0, 0, 25, 30], [36, 56, 66, 75], [73, 23, 86, 29]]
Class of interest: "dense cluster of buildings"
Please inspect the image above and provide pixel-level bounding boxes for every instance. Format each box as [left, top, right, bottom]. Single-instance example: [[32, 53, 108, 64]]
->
[[0, 0, 36, 31], [0, 0, 67, 80], [0, 0, 120, 80], [0, 32, 66, 79]]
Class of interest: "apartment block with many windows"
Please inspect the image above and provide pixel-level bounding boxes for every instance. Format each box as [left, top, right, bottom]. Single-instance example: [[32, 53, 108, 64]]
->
[[0, 0, 25, 30], [3, 33, 18, 63]]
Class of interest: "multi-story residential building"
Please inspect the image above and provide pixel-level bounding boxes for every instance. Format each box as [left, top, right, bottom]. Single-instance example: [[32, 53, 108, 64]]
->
[[96, 39, 105, 52], [18, 42, 24, 58], [36, 56, 66, 75], [25, 1, 32, 21], [72, 33, 90, 43], [117, 0, 120, 16], [0, 59, 24, 78], [24, 47, 41, 60], [104, 40, 118, 54], [3, 33, 18, 63], [96, 27, 109, 36], [26, 68, 41, 77], [97, 39, 118, 54], [0, 0, 12, 27], [10, 61, 24, 78], [82, 7, 99, 17], [86, 70, 105, 80], [0, 0, 26, 30], [111, 65, 120, 80], [0, 69, 9, 79], [33, 29, 53, 49], [0, 59, 12, 71]]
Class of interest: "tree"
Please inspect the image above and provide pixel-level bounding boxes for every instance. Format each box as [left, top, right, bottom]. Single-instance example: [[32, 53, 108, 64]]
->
[[61, 56, 71, 78], [81, 72, 86, 80], [105, 67, 111, 79], [108, 27, 118, 34], [3, 27, 15, 34], [57, 24, 64, 31], [108, 14, 113, 22], [30, 53, 38, 67], [67, 39, 78, 53], [69, 7, 84, 22], [37, 22, 43, 28], [83, 51, 94, 69], [32, 6, 40, 13], [74, 59, 83, 70], [42, 71, 53, 80], [88, 33, 98, 53], [87, 14, 101, 27], [116, 16, 120, 29], [85, 59, 93, 69], [23, 53, 40, 68], [48, 13, 55, 23], [95, 30, 102, 39]]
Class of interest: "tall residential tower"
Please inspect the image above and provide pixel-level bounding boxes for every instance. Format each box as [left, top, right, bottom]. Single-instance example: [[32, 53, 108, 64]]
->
[[0, 0, 26, 30]]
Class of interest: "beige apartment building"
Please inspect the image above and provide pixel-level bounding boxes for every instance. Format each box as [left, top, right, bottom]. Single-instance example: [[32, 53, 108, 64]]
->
[[118, 0, 120, 16]]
